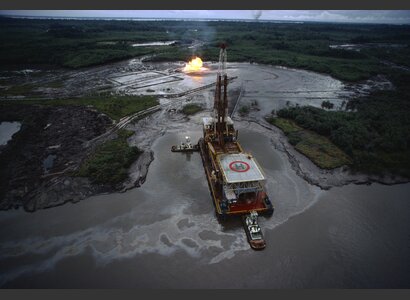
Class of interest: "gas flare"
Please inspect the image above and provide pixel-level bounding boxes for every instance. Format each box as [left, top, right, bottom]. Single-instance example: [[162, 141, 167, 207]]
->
[[183, 57, 203, 72]]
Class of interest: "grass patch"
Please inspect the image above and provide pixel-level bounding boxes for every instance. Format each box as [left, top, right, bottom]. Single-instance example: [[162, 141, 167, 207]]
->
[[1, 95, 159, 121], [268, 117, 300, 134], [238, 105, 250, 116], [0, 83, 42, 97], [268, 117, 352, 169], [76, 129, 140, 185], [295, 132, 352, 169], [43, 80, 65, 88], [182, 103, 202, 115]]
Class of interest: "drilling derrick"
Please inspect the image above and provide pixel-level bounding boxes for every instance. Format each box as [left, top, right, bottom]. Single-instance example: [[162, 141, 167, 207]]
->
[[198, 44, 274, 231], [214, 44, 228, 148]]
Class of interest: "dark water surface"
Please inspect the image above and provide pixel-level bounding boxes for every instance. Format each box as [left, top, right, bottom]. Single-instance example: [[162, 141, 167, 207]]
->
[[0, 128, 409, 288], [0, 122, 21, 146]]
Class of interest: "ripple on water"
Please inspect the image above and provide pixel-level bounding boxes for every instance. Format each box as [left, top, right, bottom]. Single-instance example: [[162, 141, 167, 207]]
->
[[0, 122, 327, 284]]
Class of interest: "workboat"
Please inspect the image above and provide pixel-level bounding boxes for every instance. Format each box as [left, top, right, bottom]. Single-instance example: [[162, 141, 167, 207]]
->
[[171, 136, 199, 152], [242, 211, 266, 250]]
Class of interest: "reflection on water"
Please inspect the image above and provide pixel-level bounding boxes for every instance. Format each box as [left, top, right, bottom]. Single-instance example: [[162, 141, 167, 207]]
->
[[0, 126, 318, 284], [0, 124, 408, 288], [43, 154, 56, 173], [190, 75, 203, 83], [185, 152, 192, 162]]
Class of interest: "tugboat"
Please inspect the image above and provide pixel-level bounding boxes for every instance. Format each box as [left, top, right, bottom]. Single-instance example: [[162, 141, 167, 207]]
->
[[198, 44, 274, 220], [242, 211, 266, 250], [171, 136, 199, 152]]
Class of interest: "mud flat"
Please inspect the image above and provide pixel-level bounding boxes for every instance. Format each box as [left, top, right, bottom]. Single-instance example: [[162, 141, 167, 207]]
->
[[0, 119, 408, 288], [0, 62, 408, 285], [0, 104, 113, 211], [0, 60, 401, 212]]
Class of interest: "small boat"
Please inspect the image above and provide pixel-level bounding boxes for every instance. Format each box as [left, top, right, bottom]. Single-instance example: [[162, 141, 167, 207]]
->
[[242, 211, 266, 250], [171, 136, 199, 152]]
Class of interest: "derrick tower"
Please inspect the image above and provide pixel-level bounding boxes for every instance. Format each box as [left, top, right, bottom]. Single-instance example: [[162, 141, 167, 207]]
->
[[213, 44, 229, 148]]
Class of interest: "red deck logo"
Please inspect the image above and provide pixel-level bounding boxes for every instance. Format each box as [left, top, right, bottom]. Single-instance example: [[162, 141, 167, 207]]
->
[[229, 161, 250, 172]]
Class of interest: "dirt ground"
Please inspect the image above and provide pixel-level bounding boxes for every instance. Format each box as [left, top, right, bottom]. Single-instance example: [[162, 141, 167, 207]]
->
[[0, 59, 401, 211]]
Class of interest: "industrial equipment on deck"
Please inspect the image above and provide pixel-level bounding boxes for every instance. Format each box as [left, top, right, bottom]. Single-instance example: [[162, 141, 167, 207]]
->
[[242, 211, 266, 250], [171, 136, 199, 152], [171, 44, 273, 250], [198, 44, 274, 223]]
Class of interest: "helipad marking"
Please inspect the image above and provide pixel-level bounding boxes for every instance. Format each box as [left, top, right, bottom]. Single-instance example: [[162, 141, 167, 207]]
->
[[229, 161, 250, 173]]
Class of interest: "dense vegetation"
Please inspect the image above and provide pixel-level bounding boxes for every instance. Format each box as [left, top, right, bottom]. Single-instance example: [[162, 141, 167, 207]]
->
[[1, 17, 409, 177], [267, 117, 352, 169], [271, 71, 410, 177], [1, 17, 409, 81], [0, 95, 159, 121], [76, 129, 140, 184], [181, 103, 203, 115], [0, 18, 164, 68]]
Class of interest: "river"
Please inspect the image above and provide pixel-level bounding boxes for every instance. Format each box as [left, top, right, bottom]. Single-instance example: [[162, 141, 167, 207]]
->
[[0, 123, 409, 288]]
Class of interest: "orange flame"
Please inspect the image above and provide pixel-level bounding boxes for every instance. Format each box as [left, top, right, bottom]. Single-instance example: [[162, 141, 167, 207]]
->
[[184, 57, 203, 72]]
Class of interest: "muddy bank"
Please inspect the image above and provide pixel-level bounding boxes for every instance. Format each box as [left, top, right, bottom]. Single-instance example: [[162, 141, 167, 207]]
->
[[0, 60, 403, 212], [234, 117, 409, 190], [122, 150, 154, 191], [0, 104, 113, 211], [0, 101, 162, 212]]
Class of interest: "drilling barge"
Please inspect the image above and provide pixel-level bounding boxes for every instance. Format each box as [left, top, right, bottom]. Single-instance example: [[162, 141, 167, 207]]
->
[[198, 45, 274, 222]]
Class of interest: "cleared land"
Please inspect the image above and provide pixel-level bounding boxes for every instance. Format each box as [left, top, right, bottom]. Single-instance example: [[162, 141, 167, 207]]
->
[[0, 94, 160, 207], [1, 95, 159, 121], [1, 17, 409, 179]]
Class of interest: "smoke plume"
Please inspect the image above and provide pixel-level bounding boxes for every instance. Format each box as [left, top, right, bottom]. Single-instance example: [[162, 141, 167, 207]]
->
[[252, 10, 263, 20]]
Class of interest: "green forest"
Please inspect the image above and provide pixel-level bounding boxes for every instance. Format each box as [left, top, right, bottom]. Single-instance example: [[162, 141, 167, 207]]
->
[[271, 71, 410, 177], [1, 17, 410, 81], [1, 16, 409, 177]]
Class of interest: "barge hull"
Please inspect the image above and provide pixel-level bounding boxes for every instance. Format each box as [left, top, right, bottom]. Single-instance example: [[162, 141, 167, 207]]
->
[[199, 138, 274, 218]]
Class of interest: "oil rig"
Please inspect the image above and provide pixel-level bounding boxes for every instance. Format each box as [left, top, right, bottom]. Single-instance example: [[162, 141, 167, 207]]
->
[[198, 45, 273, 249]]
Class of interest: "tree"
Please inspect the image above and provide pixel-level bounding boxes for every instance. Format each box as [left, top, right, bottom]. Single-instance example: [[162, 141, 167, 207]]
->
[[321, 100, 334, 110]]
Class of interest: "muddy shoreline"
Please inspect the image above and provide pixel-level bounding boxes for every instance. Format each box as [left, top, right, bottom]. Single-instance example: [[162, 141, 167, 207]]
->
[[234, 117, 409, 190], [1, 60, 407, 212], [0, 104, 108, 211], [0, 103, 157, 212], [1, 102, 408, 213]]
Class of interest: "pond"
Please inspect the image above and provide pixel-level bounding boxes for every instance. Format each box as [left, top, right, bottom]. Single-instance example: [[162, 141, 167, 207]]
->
[[0, 121, 21, 146]]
